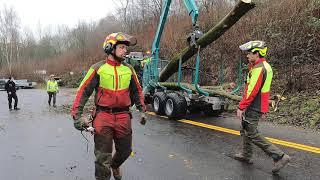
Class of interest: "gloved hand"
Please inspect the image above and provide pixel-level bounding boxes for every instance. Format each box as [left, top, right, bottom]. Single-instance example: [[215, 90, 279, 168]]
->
[[73, 118, 88, 131], [140, 112, 147, 125]]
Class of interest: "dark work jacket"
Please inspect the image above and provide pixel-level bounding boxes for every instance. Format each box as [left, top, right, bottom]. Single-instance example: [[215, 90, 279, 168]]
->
[[5, 81, 16, 94]]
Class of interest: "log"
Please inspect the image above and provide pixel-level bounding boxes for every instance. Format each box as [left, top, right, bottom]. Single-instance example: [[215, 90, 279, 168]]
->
[[159, 82, 242, 101], [159, 0, 255, 82]]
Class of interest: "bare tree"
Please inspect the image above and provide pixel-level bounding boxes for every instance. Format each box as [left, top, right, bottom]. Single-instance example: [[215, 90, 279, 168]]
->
[[112, 0, 130, 29], [0, 6, 21, 74]]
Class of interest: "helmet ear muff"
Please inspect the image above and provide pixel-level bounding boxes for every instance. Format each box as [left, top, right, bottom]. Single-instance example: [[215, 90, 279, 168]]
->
[[103, 43, 114, 54]]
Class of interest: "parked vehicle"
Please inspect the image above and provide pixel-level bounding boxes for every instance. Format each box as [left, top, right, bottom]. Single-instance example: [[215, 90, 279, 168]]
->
[[0, 79, 6, 91], [15, 79, 36, 89], [53, 77, 62, 86]]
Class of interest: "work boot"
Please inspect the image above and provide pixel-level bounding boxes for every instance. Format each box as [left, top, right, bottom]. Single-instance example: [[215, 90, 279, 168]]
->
[[233, 153, 253, 164], [53, 104, 57, 107], [14, 107, 20, 110], [272, 154, 291, 174], [112, 167, 122, 180]]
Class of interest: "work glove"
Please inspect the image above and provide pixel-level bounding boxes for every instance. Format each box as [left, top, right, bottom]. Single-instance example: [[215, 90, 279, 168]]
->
[[140, 112, 147, 125], [73, 118, 88, 131]]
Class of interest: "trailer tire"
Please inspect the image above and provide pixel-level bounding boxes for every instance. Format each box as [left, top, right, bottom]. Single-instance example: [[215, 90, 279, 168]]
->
[[144, 94, 152, 104], [164, 93, 187, 118], [153, 92, 167, 115]]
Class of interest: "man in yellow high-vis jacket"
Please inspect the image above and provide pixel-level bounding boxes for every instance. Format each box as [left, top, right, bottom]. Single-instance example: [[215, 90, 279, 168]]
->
[[47, 74, 59, 107], [234, 41, 291, 174], [71, 32, 146, 180]]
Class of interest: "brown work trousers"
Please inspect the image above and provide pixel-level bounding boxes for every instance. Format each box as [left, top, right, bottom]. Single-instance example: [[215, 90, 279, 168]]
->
[[240, 109, 284, 161]]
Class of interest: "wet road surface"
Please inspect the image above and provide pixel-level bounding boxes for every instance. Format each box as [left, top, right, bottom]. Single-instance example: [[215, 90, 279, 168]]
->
[[0, 89, 319, 180]]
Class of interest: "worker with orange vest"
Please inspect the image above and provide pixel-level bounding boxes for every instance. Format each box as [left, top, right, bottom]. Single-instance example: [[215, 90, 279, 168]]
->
[[234, 41, 291, 174], [71, 32, 146, 180]]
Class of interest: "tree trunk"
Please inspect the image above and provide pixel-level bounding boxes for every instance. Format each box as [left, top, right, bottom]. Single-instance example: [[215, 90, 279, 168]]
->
[[159, 0, 255, 82], [159, 82, 242, 101]]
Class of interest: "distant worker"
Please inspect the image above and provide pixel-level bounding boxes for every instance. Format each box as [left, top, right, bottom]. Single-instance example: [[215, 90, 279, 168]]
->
[[138, 50, 152, 84], [141, 50, 152, 69], [126, 53, 143, 84], [5, 77, 20, 111], [234, 41, 291, 174], [47, 74, 59, 107], [71, 32, 147, 180]]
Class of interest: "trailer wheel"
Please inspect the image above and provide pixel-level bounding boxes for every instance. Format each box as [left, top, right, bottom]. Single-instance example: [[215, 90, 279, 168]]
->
[[203, 105, 224, 117], [153, 92, 167, 115], [164, 93, 187, 118], [144, 94, 152, 104]]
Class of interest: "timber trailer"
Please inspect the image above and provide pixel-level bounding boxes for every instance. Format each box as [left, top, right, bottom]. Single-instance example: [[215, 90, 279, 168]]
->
[[127, 0, 255, 118]]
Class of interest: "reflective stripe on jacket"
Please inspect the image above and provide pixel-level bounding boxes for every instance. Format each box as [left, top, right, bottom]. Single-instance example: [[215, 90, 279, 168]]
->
[[239, 58, 273, 113], [71, 59, 146, 120]]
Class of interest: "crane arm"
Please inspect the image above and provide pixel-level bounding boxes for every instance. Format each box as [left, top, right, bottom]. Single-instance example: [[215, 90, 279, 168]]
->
[[150, 0, 200, 83]]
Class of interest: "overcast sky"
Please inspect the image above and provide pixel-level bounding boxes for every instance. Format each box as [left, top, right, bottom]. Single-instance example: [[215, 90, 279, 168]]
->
[[0, 0, 117, 32]]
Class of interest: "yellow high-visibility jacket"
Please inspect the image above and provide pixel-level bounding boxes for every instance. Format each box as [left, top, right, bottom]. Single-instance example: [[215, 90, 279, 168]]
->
[[47, 80, 59, 93], [239, 58, 273, 113], [71, 59, 146, 120]]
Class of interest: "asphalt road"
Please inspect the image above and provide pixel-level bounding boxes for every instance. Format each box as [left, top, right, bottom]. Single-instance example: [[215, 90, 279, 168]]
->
[[0, 89, 319, 180]]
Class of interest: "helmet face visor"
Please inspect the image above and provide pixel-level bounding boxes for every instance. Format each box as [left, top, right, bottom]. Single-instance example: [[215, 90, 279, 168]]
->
[[115, 33, 137, 46], [104, 32, 137, 48]]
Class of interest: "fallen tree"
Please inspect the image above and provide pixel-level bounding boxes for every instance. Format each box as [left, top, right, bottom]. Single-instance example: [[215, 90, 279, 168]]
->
[[159, 82, 242, 101], [159, 0, 255, 82]]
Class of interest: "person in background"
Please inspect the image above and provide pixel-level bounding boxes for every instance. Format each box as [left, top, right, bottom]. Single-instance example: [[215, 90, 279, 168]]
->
[[5, 77, 20, 111], [47, 74, 59, 107]]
